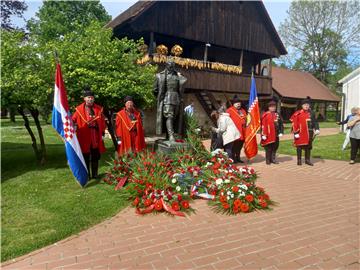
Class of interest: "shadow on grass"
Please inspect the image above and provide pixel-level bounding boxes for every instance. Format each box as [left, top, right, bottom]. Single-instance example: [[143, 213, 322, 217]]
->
[[1, 142, 116, 182]]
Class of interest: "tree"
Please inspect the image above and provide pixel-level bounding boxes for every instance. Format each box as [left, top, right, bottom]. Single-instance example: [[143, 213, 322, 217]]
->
[[279, 0, 360, 84], [2, 22, 156, 162], [27, 0, 111, 44], [0, 0, 27, 30], [1, 30, 52, 164], [49, 22, 156, 148]]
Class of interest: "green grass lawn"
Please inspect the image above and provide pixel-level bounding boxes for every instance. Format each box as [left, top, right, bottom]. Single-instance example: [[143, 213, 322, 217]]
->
[[1, 118, 128, 262], [283, 121, 338, 134], [277, 133, 353, 161]]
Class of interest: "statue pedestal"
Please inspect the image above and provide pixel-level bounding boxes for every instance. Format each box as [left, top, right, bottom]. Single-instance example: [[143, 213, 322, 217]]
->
[[155, 139, 190, 155]]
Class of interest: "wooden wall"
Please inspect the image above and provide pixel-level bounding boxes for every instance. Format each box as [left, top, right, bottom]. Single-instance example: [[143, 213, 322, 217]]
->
[[127, 1, 283, 58], [178, 68, 272, 95]]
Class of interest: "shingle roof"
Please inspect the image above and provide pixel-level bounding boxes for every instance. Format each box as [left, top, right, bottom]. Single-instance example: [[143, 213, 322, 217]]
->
[[106, 1, 287, 56], [272, 67, 340, 102]]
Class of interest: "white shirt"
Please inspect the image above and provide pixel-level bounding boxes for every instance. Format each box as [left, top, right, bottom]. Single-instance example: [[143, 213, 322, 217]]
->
[[184, 105, 194, 116]]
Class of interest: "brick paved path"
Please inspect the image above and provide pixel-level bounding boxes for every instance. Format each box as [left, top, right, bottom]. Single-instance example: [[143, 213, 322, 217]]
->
[[3, 153, 359, 270]]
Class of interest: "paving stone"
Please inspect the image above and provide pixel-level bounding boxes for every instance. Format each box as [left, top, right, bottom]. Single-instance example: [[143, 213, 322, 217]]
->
[[2, 152, 359, 270]]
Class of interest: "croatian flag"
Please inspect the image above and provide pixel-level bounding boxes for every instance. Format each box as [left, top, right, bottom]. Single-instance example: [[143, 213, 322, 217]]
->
[[52, 64, 88, 187], [244, 75, 261, 159]]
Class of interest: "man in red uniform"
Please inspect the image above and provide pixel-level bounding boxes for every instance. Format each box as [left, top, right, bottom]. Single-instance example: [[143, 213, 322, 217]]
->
[[72, 87, 106, 179], [290, 97, 320, 166], [115, 96, 146, 156], [226, 96, 247, 163], [261, 99, 284, 165]]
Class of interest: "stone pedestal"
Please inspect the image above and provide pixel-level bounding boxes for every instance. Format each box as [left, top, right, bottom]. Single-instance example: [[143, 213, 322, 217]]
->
[[155, 139, 190, 155]]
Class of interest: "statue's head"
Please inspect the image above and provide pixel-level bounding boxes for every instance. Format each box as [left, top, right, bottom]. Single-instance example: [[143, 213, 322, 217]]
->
[[165, 59, 176, 73]]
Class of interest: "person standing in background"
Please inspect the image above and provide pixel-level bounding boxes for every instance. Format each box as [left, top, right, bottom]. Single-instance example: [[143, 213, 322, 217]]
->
[[290, 96, 320, 166], [210, 110, 240, 160], [261, 99, 284, 165], [337, 107, 357, 150], [184, 101, 194, 116], [115, 96, 146, 156], [347, 107, 360, 164], [226, 96, 247, 163]]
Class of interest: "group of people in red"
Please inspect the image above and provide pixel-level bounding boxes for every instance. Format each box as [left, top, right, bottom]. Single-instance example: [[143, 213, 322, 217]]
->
[[72, 87, 145, 179], [211, 95, 319, 166], [72, 87, 320, 180]]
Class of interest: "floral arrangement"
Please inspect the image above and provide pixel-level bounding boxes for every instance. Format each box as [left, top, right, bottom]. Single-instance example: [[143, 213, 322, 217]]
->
[[103, 116, 272, 216], [103, 149, 272, 216]]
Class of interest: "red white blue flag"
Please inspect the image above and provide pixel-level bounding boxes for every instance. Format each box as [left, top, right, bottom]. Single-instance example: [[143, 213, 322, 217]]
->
[[244, 75, 261, 159], [52, 63, 88, 187]]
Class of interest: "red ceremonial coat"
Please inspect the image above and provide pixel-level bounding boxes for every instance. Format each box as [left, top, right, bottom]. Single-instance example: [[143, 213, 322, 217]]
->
[[115, 108, 146, 156], [290, 109, 312, 146], [72, 103, 106, 154], [261, 111, 280, 146], [226, 106, 247, 141]]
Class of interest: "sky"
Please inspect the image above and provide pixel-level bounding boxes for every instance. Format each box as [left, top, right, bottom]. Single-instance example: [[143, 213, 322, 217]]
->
[[12, 0, 291, 31]]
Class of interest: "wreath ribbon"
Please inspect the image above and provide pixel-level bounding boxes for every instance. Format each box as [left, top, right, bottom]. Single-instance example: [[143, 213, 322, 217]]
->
[[135, 198, 185, 217], [191, 179, 215, 200]]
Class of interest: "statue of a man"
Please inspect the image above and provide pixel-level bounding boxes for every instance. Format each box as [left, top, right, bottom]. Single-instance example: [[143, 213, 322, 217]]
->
[[154, 60, 187, 141]]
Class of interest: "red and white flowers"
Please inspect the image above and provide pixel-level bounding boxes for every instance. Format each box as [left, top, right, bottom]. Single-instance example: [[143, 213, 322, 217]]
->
[[103, 149, 273, 216]]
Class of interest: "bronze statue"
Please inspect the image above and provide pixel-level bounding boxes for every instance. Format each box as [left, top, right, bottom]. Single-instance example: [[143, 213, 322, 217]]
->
[[154, 60, 187, 141]]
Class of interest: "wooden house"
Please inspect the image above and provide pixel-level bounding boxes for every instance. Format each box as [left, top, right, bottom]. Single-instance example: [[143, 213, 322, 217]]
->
[[107, 1, 287, 132]]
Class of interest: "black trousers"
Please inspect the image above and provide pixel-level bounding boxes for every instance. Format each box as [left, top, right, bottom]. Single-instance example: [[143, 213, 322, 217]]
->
[[350, 137, 360, 161], [264, 137, 279, 163], [83, 148, 100, 178], [210, 131, 223, 151], [224, 142, 234, 160], [232, 139, 244, 161], [296, 131, 315, 163]]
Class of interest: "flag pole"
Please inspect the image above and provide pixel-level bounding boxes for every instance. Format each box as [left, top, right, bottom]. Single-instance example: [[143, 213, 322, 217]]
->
[[51, 53, 89, 188], [54, 50, 60, 64]]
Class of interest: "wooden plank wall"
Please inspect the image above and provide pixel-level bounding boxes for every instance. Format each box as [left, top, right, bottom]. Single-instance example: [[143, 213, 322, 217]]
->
[[178, 68, 272, 95], [131, 1, 281, 57]]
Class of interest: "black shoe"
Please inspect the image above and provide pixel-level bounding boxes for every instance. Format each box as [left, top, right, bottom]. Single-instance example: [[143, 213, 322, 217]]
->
[[266, 161, 271, 165], [91, 161, 99, 179], [305, 160, 314, 166], [271, 160, 279, 164], [238, 159, 244, 163], [297, 160, 302, 166]]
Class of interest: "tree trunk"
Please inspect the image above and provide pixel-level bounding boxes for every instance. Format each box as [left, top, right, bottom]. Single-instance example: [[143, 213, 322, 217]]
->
[[30, 108, 47, 165], [9, 106, 16, 122], [104, 109, 118, 150], [18, 106, 41, 162]]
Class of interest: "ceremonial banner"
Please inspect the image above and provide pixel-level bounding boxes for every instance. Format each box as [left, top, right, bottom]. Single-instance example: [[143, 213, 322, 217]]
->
[[244, 75, 261, 159]]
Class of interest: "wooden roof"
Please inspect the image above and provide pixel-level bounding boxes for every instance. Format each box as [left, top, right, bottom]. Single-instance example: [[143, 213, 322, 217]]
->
[[272, 67, 340, 102], [107, 1, 287, 58]]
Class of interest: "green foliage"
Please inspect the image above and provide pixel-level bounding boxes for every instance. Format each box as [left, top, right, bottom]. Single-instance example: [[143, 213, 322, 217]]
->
[[0, 0, 27, 30], [27, 0, 111, 44], [325, 65, 354, 94], [279, 0, 360, 85], [49, 22, 157, 111], [293, 29, 348, 82], [1, 29, 53, 111], [1, 120, 128, 262], [185, 114, 210, 159]]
